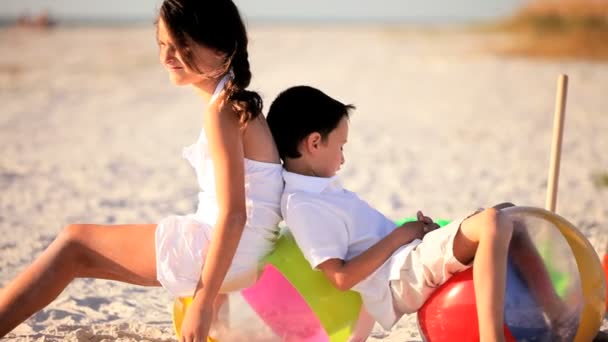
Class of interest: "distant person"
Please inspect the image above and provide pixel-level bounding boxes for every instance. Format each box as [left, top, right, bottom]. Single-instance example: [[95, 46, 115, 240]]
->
[[266, 85, 576, 342], [0, 0, 283, 340], [16, 10, 55, 29]]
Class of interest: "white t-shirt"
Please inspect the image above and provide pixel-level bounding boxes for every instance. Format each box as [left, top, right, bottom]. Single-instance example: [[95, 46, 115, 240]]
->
[[281, 170, 421, 329]]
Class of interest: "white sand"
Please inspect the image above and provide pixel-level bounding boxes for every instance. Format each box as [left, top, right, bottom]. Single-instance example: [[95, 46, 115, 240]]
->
[[0, 24, 607, 341]]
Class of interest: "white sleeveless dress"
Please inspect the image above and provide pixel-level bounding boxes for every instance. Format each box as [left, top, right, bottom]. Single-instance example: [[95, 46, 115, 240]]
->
[[155, 75, 284, 297]]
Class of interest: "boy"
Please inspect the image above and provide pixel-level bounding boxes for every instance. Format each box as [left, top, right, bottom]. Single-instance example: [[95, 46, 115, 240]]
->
[[267, 86, 572, 342]]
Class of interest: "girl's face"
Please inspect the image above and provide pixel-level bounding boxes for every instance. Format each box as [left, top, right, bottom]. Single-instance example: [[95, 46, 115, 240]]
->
[[157, 18, 230, 87], [312, 117, 348, 178]]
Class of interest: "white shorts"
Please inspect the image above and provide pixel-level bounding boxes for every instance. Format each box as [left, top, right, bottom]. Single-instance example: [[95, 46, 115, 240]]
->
[[389, 217, 471, 314], [155, 214, 276, 297]]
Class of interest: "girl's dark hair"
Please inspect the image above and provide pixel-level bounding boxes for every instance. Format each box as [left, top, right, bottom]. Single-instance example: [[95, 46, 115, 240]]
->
[[267, 86, 355, 161], [159, 0, 262, 123]]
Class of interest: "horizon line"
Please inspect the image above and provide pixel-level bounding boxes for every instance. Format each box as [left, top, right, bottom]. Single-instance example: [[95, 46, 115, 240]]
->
[[0, 14, 506, 27]]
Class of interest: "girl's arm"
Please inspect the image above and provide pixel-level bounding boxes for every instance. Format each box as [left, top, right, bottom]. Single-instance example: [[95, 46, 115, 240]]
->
[[193, 102, 247, 309]]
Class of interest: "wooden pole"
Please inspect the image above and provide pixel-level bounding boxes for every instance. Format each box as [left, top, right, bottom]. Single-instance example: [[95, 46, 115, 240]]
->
[[545, 74, 568, 213]]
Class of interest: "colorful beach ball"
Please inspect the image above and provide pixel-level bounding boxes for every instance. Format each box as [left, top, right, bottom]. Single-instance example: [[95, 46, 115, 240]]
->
[[417, 206, 606, 342], [241, 231, 362, 341], [172, 231, 362, 342], [172, 292, 282, 341]]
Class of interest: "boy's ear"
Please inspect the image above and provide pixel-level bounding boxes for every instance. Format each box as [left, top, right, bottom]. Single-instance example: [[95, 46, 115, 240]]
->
[[303, 132, 322, 154]]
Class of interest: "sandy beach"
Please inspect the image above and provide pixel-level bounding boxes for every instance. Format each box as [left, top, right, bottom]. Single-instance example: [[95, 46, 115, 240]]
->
[[0, 23, 607, 341]]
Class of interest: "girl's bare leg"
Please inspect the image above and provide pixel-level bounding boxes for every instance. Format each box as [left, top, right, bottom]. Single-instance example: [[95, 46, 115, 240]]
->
[[0, 223, 160, 336], [452, 208, 514, 342]]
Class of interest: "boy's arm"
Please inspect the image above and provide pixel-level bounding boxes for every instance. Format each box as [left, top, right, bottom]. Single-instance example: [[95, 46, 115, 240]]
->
[[317, 221, 429, 291]]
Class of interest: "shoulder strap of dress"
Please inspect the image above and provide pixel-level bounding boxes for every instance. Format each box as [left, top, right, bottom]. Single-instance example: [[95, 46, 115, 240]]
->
[[209, 71, 233, 105]]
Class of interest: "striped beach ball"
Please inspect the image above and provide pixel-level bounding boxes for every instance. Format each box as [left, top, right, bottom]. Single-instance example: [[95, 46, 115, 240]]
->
[[417, 206, 606, 342]]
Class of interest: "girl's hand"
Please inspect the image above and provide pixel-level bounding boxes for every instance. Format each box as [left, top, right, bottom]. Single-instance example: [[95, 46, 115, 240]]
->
[[180, 298, 213, 342]]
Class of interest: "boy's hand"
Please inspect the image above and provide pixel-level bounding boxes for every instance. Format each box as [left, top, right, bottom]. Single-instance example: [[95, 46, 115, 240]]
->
[[396, 220, 438, 242], [416, 210, 433, 225], [417, 210, 440, 232]]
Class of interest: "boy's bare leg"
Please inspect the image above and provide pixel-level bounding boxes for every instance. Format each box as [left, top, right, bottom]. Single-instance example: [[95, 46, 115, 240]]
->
[[0, 223, 160, 336], [495, 205, 606, 341], [593, 331, 608, 342], [348, 305, 375, 342], [492, 204, 574, 331], [473, 203, 580, 340], [507, 216, 579, 341], [509, 220, 565, 311], [493, 203, 560, 305], [492, 202, 516, 211], [452, 208, 513, 342]]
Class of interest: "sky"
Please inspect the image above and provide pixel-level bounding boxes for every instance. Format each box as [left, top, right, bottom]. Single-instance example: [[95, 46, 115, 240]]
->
[[1, 0, 527, 24]]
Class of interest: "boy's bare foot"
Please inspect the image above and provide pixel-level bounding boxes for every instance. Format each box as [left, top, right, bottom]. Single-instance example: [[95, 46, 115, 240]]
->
[[593, 330, 608, 342], [548, 303, 580, 342]]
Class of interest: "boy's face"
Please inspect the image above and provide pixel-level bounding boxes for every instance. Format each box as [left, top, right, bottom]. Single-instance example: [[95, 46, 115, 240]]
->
[[312, 117, 348, 177]]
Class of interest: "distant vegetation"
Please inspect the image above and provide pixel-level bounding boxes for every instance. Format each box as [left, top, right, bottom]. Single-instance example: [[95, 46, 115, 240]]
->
[[593, 171, 608, 189], [490, 0, 608, 60]]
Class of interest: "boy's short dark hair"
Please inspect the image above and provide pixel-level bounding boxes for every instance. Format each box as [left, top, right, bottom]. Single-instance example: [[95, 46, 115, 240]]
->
[[267, 85, 355, 160]]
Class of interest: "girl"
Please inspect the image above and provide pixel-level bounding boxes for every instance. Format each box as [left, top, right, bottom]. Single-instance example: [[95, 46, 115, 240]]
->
[[0, 0, 283, 340]]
